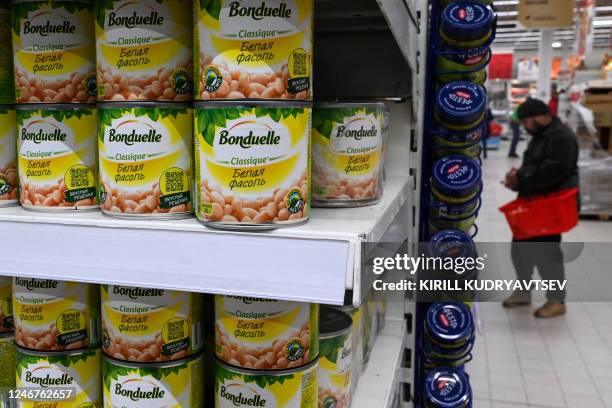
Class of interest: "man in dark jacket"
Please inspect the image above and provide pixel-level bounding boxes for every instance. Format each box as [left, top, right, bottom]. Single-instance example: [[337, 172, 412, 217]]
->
[[502, 98, 579, 318]]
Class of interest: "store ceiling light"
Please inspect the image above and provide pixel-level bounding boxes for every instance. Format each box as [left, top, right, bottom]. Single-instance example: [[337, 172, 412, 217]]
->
[[552, 41, 563, 48]]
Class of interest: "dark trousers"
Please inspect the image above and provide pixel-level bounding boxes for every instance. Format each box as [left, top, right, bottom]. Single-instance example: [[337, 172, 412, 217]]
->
[[509, 122, 521, 155], [511, 234, 566, 301]]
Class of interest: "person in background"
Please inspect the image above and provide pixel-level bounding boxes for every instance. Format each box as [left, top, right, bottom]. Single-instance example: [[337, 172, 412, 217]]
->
[[502, 98, 579, 318], [548, 90, 559, 117], [508, 106, 521, 158], [482, 106, 493, 159]]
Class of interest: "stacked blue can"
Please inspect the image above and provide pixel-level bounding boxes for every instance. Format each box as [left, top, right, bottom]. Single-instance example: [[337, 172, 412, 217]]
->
[[421, 1, 497, 406]]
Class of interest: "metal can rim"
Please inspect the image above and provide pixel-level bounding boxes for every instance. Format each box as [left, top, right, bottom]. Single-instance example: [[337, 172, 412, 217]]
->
[[15, 344, 100, 357], [11, 0, 93, 4], [320, 306, 353, 338], [102, 351, 204, 369], [15, 103, 96, 111], [314, 102, 385, 108], [216, 356, 319, 376], [0, 332, 14, 339], [97, 101, 192, 110], [194, 100, 311, 109]]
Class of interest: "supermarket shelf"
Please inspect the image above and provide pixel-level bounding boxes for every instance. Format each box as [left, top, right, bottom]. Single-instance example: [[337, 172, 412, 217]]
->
[[353, 319, 409, 408], [0, 175, 410, 306]]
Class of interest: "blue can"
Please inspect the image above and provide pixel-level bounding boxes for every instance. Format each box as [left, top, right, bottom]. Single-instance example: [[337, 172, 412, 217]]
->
[[441, 3, 494, 48], [429, 229, 476, 259], [430, 155, 482, 233], [424, 367, 472, 408], [425, 302, 474, 348], [435, 82, 487, 130]]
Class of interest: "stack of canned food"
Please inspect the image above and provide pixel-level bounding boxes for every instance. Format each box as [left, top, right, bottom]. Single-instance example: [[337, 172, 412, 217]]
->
[[0, 276, 388, 407], [0, 0, 391, 231]]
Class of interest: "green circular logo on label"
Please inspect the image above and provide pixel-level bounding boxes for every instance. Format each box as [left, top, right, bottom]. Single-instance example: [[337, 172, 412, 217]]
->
[[172, 68, 192, 95], [286, 188, 304, 214], [323, 396, 338, 408], [0, 177, 9, 195], [204, 65, 223, 93], [85, 74, 97, 97], [284, 338, 305, 362]]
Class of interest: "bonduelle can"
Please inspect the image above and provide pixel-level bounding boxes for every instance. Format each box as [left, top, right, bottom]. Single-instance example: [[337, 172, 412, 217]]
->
[[0, 5, 14, 104], [215, 295, 318, 370], [194, 101, 311, 230], [424, 366, 472, 408], [15, 346, 101, 407], [312, 103, 384, 207], [0, 106, 18, 207], [215, 358, 317, 408], [103, 353, 204, 407], [440, 2, 494, 49], [194, 0, 313, 101], [434, 82, 487, 131], [11, 0, 97, 103], [95, 0, 193, 102], [429, 155, 482, 234], [319, 306, 352, 408], [101, 285, 204, 363], [0, 277, 13, 333], [16, 104, 99, 211], [98, 102, 194, 218], [0, 333, 16, 391], [13, 278, 100, 351], [335, 305, 363, 394]]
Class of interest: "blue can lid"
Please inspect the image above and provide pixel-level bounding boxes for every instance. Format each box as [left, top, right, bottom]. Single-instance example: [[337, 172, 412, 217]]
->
[[426, 302, 474, 344], [436, 82, 487, 126], [436, 119, 486, 145], [441, 3, 494, 42], [429, 229, 476, 259], [425, 367, 471, 408], [432, 155, 482, 199]]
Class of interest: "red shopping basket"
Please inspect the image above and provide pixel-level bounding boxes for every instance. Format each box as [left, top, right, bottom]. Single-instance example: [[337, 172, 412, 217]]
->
[[499, 188, 579, 240]]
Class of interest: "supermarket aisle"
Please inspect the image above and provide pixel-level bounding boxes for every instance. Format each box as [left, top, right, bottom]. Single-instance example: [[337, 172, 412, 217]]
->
[[471, 140, 612, 408]]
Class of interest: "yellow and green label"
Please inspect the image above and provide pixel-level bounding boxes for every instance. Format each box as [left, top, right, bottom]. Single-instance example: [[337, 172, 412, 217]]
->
[[95, 0, 193, 95], [0, 277, 13, 332], [0, 7, 14, 104], [16, 347, 101, 407], [215, 362, 317, 408], [319, 333, 351, 408], [312, 106, 383, 201], [17, 107, 98, 208], [11, 1, 96, 82], [0, 107, 17, 203], [98, 106, 193, 214], [103, 355, 204, 407], [13, 278, 100, 348], [0, 335, 16, 389], [195, 0, 313, 98], [102, 285, 203, 358], [194, 106, 310, 223], [215, 296, 318, 365]]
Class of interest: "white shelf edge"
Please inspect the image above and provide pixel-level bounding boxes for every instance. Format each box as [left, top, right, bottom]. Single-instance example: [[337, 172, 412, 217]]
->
[[353, 319, 407, 408]]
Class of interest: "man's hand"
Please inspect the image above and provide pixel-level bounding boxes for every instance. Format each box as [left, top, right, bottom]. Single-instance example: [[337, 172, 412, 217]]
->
[[504, 168, 519, 191]]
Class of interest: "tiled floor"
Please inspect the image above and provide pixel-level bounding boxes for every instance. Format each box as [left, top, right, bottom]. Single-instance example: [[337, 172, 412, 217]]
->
[[470, 139, 612, 407]]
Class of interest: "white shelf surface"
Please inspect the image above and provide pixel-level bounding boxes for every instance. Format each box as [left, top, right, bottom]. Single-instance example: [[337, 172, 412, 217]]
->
[[0, 175, 410, 305], [353, 319, 408, 408]]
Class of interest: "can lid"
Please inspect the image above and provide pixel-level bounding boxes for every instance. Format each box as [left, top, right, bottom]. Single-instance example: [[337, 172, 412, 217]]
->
[[431, 155, 482, 199], [428, 229, 476, 259], [435, 82, 486, 126], [441, 3, 494, 42], [425, 367, 471, 408], [320, 306, 353, 337], [425, 302, 474, 344]]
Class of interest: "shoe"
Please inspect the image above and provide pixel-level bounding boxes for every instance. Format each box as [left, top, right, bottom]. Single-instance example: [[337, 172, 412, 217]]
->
[[502, 290, 531, 308], [508, 153, 520, 158], [534, 302, 566, 318]]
